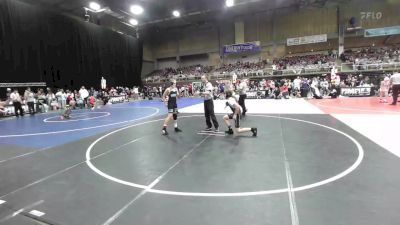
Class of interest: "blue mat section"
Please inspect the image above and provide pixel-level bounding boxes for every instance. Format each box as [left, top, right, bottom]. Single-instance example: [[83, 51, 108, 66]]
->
[[0, 98, 203, 148]]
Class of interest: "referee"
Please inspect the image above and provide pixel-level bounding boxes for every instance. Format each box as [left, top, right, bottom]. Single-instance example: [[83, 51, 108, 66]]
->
[[238, 79, 248, 116], [390, 72, 400, 105], [201, 75, 219, 132]]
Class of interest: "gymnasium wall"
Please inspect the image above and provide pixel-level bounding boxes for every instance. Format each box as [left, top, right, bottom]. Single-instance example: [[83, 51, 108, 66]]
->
[[146, 1, 400, 68], [273, 7, 337, 41], [180, 54, 209, 67], [341, 0, 400, 29]]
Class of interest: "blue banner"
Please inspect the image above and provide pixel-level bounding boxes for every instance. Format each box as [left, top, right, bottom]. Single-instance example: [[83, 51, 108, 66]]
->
[[223, 42, 261, 54], [364, 26, 400, 37]]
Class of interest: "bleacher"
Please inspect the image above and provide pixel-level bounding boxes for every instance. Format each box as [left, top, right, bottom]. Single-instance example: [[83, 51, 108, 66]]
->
[[144, 47, 400, 84]]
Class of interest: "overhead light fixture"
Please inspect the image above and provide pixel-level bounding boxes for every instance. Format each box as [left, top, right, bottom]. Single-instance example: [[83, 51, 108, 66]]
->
[[89, 2, 101, 11], [172, 10, 180, 18], [226, 0, 234, 7], [129, 18, 138, 26], [130, 5, 144, 15]]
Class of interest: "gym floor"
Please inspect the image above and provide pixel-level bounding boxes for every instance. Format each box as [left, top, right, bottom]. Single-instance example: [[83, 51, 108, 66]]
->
[[0, 97, 399, 225]]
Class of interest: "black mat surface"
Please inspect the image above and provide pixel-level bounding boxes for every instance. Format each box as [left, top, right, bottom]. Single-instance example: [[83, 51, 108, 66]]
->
[[0, 114, 399, 225]]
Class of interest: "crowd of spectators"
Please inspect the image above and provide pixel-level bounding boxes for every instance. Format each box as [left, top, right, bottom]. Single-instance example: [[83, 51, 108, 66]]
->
[[145, 65, 214, 82], [144, 46, 400, 83], [342, 46, 400, 68], [273, 54, 336, 72], [215, 60, 268, 74], [145, 54, 338, 82], [0, 85, 141, 117], [216, 73, 383, 100]]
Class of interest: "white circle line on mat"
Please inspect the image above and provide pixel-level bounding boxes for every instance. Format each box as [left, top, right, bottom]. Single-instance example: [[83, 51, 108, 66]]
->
[[0, 107, 160, 138], [85, 114, 364, 197], [43, 112, 111, 123]]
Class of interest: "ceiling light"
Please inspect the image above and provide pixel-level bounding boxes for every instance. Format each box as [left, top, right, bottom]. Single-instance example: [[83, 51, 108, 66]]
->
[[129, 18, 138, 26], [130, 5, 144, 15], [226, 0, 234, 7], [89, 2, 101, 11], [172, 10, 180, 17]]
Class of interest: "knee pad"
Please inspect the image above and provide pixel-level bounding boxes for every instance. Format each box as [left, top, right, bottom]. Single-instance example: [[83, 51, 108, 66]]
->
[[173, 113, 177, 120]]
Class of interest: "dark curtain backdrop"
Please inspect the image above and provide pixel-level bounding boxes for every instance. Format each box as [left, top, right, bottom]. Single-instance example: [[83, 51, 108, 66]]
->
[[0, 0, 143, 93]]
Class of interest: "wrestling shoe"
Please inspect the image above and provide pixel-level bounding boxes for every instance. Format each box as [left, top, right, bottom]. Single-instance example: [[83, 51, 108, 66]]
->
[[251, 128, 258, 137], [225, 129, 234, 135], [203, 127, 213, 132], [162, 128, 169, 135]]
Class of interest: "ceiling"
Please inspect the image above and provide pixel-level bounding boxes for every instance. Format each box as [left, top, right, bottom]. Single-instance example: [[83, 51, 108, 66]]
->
[[20, 0, 353, 35]]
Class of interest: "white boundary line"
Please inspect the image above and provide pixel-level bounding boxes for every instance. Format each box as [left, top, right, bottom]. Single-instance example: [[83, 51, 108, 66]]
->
[[197, 132, 226, 137], [0, 137, 147, 200], [316, 99, 400, 114], [0, 200, 44, 224], [285, 161, 299, 225], [43, 112, 111, 123], [277, 113, 299, 225], [86, 115, 365, 197], [0, 107, 160, 138]]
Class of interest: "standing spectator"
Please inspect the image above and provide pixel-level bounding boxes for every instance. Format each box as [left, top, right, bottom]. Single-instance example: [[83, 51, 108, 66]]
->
[[6, 88, 12, 100], [293, 76, 302, 94], [89, 87, 95, 97], [379, 76, 390, 103], [10, 89, 24, 117], [56, 89, 67, 109], [320, 78, 329, 96], [201, 75, 219, 132], [101, 77, 107, 90], [300, 78, 310, 98], [79, 86, 89, 108], [389, 72, 400, 105], [24, 87, 35, 115]]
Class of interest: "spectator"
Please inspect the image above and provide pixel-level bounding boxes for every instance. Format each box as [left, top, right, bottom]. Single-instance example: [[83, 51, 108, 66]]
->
[[10, 89, 24, 117], [24, 87, 35, 115], [280, 83, 289, 99], [300, 78, 310, 98], [0, 100, 6, 116], [37, 89, 48, 113], [79, 86, 89, 108]]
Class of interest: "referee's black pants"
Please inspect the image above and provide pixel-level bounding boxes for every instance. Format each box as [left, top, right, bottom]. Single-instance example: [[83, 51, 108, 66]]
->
[[204, 99, 219, 129], [392, 84, 400, 105], [13, 102, 24, 117], [239, 94, 247, 115]]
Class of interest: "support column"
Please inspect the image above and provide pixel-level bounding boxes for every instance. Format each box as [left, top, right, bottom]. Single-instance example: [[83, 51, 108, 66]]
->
[[235, 20, 245, 44]]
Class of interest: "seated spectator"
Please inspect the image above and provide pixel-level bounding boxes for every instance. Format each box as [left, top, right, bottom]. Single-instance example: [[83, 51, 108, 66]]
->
[[37, 89, 48, 113], [273, 86, 281, 99], [280, 83, 289, 99], [0, 100, 6, 116], [329, 89, 338, 99]]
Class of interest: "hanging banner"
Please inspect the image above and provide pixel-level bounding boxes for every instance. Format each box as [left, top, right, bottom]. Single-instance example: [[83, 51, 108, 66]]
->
[[223, 42, 261, 54], [287, 34, 327, 46], [364, 26, 400, 37], [340, 87, 371, 97]]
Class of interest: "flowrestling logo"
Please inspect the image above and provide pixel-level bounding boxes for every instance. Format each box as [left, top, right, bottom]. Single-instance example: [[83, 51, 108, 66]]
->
[[360, 12, 383, 20]]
